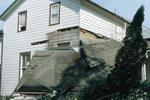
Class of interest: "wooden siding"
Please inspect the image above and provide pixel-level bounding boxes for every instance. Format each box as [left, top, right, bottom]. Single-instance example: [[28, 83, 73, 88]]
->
[[2, 0, 80, 95], [80, 29, 98, 40], [48, 27, 80, 48], [80, 1, 126, 41]]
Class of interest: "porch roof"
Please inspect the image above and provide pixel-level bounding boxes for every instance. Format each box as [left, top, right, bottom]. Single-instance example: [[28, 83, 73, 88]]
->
[[15, 49, 79, 92], [15, 37, 122, 93]]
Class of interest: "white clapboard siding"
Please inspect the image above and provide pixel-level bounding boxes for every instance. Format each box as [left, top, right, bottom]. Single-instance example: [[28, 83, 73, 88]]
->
[[2, 0, 80, 95], [48, 28, 80, 48], [80, 1, 126, 41]]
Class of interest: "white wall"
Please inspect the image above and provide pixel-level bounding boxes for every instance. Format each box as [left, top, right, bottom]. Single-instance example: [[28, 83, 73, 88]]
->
[[80, 1, 126, 41], [2, 0, 80, 95]]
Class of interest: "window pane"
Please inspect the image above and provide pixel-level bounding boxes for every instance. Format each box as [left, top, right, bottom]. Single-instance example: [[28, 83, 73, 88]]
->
[[52, 4, 59, 14], [26, 54, 30, 66], [142, 64, 147, 81], [52, 14, 59, 24], [22, 55, 26, 67]]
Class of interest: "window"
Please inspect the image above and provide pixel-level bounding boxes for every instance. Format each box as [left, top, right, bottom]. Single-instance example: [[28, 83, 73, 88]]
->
[[19, 52, 31, 78], [57, 42, 70, 47], [141, 64, 147, 81], [18, 11, 27, 32], [50, 2, 60, 25], [141, 51, 150, 81]]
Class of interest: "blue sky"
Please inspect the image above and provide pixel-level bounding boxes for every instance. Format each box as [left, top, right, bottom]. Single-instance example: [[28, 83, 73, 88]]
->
[[0, 0, 150, 30], [0, 0, 15, 30], [93, 0, 150, 27]]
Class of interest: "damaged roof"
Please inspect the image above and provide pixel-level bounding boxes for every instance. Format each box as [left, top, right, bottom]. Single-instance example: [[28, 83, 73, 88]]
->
[[15, 49, 80, 92], [15, 38, 122, 93]]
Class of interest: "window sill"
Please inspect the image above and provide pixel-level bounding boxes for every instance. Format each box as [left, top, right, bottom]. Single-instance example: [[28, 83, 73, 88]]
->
[[49, 22, 60, 26]]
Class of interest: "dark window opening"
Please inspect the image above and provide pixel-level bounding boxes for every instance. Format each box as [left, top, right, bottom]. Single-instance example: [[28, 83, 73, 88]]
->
[[57, 42, 70, 47]]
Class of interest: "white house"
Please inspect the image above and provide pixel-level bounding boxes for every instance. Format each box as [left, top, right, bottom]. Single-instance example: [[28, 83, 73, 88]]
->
[[0, 0, 149, 97]]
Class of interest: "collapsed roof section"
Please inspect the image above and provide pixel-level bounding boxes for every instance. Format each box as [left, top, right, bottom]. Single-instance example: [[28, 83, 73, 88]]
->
[[15, 38, 122, 94]]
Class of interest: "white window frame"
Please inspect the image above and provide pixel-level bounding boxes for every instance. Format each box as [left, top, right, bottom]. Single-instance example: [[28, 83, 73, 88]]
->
[[19, 52, 31, 79], [142, 64, 147, 81], [50, 2, 60, 25], [18, 11, 27, 32]]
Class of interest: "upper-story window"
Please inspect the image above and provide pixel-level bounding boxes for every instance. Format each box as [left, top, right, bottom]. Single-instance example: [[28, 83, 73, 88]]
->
[[18, 11, 27, 32], [50, 2, 60, 25]]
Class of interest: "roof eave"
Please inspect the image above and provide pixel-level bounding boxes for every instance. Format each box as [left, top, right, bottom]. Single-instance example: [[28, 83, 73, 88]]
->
[[86, 0, 130, 24], [0, 0, 23, 21], [0, 13, 8, 21]]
